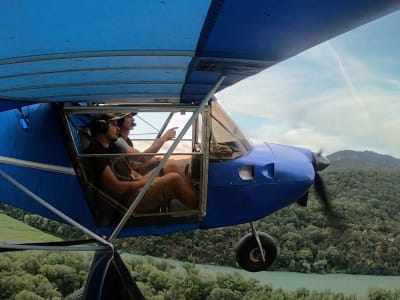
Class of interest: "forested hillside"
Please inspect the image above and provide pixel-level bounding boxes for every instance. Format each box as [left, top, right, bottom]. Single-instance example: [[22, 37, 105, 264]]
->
[[119, 168, 400, 275], [328, 150, 400, 170]]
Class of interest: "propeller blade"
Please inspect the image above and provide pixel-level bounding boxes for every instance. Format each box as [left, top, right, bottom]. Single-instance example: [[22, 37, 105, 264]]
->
[[314, 172, 332, 214], [311, 151, 332, 213], [311, 151, 346, 229], [314, 171, 346, 230]]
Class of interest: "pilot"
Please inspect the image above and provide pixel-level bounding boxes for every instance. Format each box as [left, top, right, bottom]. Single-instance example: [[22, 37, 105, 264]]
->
[[85, 113, 198, 213], [114, 112, 186, 176], [115, 112, 177, 155]]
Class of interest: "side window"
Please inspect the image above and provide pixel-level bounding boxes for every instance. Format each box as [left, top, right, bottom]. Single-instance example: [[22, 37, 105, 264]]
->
[[129, 112, 196, 154]]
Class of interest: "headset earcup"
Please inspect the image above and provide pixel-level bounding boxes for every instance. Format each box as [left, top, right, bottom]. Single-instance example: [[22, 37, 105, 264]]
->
[[96, 119, 108, 133]]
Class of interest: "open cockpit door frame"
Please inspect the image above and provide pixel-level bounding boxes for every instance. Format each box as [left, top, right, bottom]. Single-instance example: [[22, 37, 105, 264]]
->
[[60, 102, 212, 232]]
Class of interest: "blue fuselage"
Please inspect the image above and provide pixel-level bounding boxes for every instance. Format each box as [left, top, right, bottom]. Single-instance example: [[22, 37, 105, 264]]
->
[[0, 104, 315, 238]]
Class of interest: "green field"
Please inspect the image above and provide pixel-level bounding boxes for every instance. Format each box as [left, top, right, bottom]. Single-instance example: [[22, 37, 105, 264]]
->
[[0, 213, 60, 243]]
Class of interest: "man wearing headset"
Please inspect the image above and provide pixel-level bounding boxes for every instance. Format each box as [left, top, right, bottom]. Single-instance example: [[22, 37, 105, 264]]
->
[[85, 113, 198, 213], [115, 112, 177, 156], [114, 112, 183, 175]]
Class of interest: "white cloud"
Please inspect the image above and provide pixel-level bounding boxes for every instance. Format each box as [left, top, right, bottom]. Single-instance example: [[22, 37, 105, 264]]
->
[[250, 125, 350, 154], [216, 31, 400, 158]]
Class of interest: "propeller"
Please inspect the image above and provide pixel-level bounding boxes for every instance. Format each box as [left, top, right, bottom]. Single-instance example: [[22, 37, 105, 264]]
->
[[311, 152, 345, 229], [297, 151, 330, 208], [313, 169, 332, 214], [296, 151, 346, 234], [312, 151, 333, 214]]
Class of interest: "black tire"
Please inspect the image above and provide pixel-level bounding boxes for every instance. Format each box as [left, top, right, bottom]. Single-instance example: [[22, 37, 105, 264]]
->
[[235, 232, 277, 272]]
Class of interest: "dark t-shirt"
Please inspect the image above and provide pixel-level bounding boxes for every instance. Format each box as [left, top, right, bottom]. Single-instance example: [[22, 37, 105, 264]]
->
[[84, 139, 133, 186]]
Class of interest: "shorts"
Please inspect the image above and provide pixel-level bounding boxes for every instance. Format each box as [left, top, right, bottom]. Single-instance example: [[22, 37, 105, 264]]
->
[[128, 177, 172, 213]]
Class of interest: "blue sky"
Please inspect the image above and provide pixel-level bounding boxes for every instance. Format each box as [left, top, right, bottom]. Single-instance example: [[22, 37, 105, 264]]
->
[[216, 10, 400, 158]]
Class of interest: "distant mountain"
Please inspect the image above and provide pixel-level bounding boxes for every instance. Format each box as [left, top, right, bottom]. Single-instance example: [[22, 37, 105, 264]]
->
[[327, 150, 400, 170]]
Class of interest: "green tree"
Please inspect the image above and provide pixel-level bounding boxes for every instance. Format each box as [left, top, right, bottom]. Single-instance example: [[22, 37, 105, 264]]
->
[[0, 255, 15, 272], [14, 290, 44, 300], [39, 264, 80, 296], [147, 269, 169, 291], [368, 287, 394, 300], [207, 288, 241, 300]]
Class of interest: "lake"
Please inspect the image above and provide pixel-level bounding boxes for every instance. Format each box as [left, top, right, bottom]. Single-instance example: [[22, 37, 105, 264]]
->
[[121, 253, 400, 300], [199, 266, 400, 300]]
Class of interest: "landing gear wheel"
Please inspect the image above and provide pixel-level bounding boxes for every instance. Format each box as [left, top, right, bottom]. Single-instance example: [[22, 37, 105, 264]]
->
[[235, 232, 277, 272]]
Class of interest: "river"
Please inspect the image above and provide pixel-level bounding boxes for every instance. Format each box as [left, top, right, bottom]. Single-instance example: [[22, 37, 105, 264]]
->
[[121, 253, 399, 300]]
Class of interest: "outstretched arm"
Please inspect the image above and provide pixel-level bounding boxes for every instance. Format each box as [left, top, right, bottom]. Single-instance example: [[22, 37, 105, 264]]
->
[[124, 127, 178, 161], [143, 127, 178, 154]]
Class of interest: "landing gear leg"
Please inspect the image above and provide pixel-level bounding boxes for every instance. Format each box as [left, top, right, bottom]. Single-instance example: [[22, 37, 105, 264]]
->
[[250, 222, 266, 263]]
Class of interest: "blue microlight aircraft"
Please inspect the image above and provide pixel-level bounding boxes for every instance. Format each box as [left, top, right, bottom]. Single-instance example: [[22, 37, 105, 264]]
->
[[1, 1, 399, 299]]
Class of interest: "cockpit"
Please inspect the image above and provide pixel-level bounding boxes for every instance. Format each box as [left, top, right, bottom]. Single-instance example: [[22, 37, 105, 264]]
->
[[62, 100, 253, 227]]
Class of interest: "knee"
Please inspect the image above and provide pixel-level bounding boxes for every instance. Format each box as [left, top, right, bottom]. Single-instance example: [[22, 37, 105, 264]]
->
[[162, 172, 182, 185], [163, 160, 182, 173]]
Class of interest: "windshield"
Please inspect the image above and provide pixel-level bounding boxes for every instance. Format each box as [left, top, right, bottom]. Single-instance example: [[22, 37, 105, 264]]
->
[[210, 101, 252, 160]]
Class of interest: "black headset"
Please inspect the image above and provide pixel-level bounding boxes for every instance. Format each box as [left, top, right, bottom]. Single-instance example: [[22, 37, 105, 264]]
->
[[91, 115, 109, 133]]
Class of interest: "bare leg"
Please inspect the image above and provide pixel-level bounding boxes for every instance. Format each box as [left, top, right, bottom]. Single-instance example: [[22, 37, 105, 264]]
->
[[162, 172, 198, 209], [162, 159, 185, 176], [162, 159, 193, 187]]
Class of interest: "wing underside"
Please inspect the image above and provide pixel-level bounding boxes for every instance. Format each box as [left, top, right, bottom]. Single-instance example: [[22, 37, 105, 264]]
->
[[0, 0, 399, 110]]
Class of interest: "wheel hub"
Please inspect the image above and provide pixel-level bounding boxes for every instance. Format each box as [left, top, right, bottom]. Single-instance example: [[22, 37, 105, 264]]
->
[[249, 247, 266, 262]]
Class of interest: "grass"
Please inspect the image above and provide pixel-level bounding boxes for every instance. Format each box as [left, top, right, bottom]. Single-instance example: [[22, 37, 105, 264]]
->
[[0, 213, 60, 243]]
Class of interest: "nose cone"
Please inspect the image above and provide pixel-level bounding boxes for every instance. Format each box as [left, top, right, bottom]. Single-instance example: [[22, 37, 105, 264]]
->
[[312, 152, 330, 171]]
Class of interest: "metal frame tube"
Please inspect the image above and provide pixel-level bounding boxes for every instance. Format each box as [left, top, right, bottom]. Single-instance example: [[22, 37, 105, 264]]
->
[[156, 112, 174, 139], [0, 156, 75, 175], [0, 244, 107, 252]]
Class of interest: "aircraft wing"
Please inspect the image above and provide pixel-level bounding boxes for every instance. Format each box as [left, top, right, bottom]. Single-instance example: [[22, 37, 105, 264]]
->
[[0, 0, 399, 111]]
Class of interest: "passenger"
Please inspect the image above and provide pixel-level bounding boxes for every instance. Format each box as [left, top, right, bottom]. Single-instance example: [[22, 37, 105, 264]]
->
[[114, 112, 186, 176], [85, 113, 198, 213], [115, 112, 176, 157]]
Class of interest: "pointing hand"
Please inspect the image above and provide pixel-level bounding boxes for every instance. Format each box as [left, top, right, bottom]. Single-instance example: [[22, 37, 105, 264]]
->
[[163, 127, 179, 141]]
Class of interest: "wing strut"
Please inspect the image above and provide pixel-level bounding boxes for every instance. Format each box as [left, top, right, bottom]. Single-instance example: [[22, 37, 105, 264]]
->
[[0, 239, 105, 252], [108, 74, 227, 242], [0, 168, 113, 251], [156, 111, 174, 139]]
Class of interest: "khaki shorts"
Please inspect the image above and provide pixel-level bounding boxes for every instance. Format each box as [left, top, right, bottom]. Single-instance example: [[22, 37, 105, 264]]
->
[[129, 177, 172, 213]]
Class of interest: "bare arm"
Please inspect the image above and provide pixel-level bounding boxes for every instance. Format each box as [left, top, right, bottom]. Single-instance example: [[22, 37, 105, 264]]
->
[[144, 127, 178, 153], [100, 165, 146, 197], [126, 127, 178, 161]]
